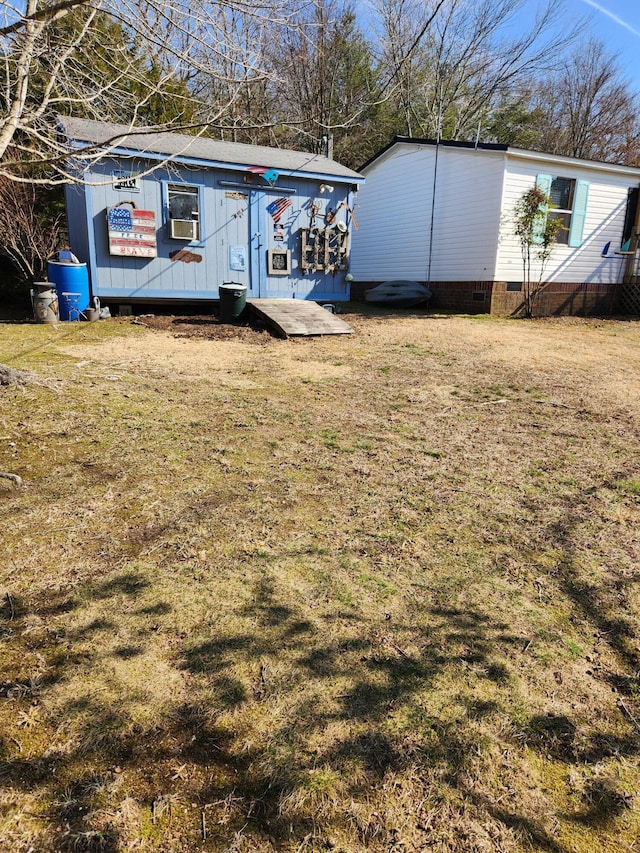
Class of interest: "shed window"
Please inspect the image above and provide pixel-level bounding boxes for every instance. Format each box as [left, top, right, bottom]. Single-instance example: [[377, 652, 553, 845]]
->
[[166, 183, 201, 241]]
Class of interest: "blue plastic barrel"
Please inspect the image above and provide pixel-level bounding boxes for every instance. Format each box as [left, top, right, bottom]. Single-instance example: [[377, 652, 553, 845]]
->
[[47, 258, 90, 321]]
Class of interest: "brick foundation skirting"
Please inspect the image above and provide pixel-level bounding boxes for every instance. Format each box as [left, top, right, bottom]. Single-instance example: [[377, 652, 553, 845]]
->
[[351, 280, 620, 317]]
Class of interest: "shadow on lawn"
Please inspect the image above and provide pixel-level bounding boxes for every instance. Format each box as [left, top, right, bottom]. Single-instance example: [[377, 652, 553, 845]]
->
[[0, 569, 515, 849], [548, 479, 640, 703], [2, 476, 639, 852]]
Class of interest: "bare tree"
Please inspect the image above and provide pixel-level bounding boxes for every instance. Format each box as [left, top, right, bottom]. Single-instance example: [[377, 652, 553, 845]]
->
[[0, 154, 65, 280], [0, 0, 310, 182], [372, 0, 426, 136], [256, 0, 383, 166], [371, 0, 583, 140], [528, 39, 640, 164]]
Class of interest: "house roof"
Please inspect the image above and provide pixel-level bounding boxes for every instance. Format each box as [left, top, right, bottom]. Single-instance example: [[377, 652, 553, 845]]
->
[[358, 136, 507, 171], [57, 116, 363, 182], [359, 135, 640, 180]]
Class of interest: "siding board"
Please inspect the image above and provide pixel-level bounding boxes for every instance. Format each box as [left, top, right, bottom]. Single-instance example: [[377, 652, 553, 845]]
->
[[351, 139, 640, 310], [63, 126, 363, 303], [497, 157, 633, 285], [351, 143, 505, 282]]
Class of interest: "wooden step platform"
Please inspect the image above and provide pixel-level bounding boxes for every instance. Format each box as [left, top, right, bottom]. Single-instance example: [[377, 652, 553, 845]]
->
[[247, 299, 353, 338]]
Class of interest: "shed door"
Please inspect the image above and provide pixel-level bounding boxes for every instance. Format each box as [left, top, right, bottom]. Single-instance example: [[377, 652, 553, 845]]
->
[[250, 191, 267, 297], [222, 190, 253, 295]]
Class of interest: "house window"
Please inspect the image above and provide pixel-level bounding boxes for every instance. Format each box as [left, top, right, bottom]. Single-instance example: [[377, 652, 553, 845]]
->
[[548, 177, 574, 244], [535, 174, 589, 248], [622, 187, 639, 246], [166, 183, 201, 241]]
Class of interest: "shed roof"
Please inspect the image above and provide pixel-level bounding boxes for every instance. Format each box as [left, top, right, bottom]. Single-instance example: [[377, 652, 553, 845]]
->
[[57, 116, 363, 181]]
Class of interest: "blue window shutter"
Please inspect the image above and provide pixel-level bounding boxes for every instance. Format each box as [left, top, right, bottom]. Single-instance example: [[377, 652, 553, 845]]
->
[[568, 180, 589, 247], [533, 174, 552, 244]]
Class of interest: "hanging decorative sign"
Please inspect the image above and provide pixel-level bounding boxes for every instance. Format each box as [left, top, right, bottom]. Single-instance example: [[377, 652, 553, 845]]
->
[[112, 170, 140, 192], [267, 197, 292, 223], [107, 204, 157, 258], [262, 169, 280, 186], [230, 245, 247, 271]]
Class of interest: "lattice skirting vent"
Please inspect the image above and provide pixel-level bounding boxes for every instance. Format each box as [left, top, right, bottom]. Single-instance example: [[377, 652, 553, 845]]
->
[[618, 281, 640, 315]]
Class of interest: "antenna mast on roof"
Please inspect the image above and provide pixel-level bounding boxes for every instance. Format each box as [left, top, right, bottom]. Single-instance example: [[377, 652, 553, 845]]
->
[[427, 86, 443, 284], [321, 135, 334, 159]]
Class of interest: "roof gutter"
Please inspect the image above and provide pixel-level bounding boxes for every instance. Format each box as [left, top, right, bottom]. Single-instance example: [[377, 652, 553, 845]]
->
[[507, 147, 640, 180]]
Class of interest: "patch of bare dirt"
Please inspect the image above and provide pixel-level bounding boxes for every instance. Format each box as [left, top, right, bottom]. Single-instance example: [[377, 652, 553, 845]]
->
[[130, 313, 274, 343], [57, 312, 640, 411]]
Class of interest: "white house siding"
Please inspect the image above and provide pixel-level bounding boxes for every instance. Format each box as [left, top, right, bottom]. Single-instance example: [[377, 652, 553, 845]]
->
[[351, 143, 435, 281], [351, 143, 505, 282], [496, 153, 638, 284], [428, 147, 505, 281]]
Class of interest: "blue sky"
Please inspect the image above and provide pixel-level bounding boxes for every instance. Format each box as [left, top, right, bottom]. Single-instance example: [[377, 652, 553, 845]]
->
[[544, 0, 640, 91], [356, 0, 640, 94]]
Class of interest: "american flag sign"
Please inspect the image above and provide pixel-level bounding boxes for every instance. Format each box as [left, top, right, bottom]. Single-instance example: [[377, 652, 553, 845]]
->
[[267, 197, 292, 223]]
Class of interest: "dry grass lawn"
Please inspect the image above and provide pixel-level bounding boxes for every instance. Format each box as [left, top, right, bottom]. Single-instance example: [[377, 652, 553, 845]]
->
[[1, 307, 639, 852]]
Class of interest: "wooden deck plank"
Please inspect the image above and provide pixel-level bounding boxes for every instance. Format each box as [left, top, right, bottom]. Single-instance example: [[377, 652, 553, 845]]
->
[[246, 299, 353, 337]]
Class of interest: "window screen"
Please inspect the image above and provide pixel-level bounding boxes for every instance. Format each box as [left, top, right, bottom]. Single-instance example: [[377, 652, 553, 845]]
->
[[168, 185, 199, 221], [549, 177, 574, 211]]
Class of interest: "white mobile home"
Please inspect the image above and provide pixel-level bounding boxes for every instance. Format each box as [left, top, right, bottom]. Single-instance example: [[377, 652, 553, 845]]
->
[[350, 138, 640, 316]]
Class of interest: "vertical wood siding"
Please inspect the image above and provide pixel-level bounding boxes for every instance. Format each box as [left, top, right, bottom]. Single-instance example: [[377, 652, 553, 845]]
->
[[71, 158, 356, 302]]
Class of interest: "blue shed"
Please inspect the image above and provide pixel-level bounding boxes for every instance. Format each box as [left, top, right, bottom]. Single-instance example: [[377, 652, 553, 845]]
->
[[58, 117, 363, 305]]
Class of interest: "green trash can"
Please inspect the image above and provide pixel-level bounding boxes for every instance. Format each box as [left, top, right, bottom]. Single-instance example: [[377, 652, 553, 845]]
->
[[219, 282, 247, 324]]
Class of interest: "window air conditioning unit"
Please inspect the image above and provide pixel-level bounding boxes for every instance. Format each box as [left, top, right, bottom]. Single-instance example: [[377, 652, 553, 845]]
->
[[169, 219, 199, 241]]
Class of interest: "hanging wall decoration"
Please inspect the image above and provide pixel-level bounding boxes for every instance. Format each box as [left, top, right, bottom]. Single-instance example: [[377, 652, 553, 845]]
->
[[267, 197, 292, 223], [107, 202, 157, 258], [246, 166, 279, 186], [112, 170, 140, 192], [309, 203, 320, 228], [169, 249, 202, 264], [336, 200, 359, 230], [230, 245, 247, 271], [267, 249, 291, 275]]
